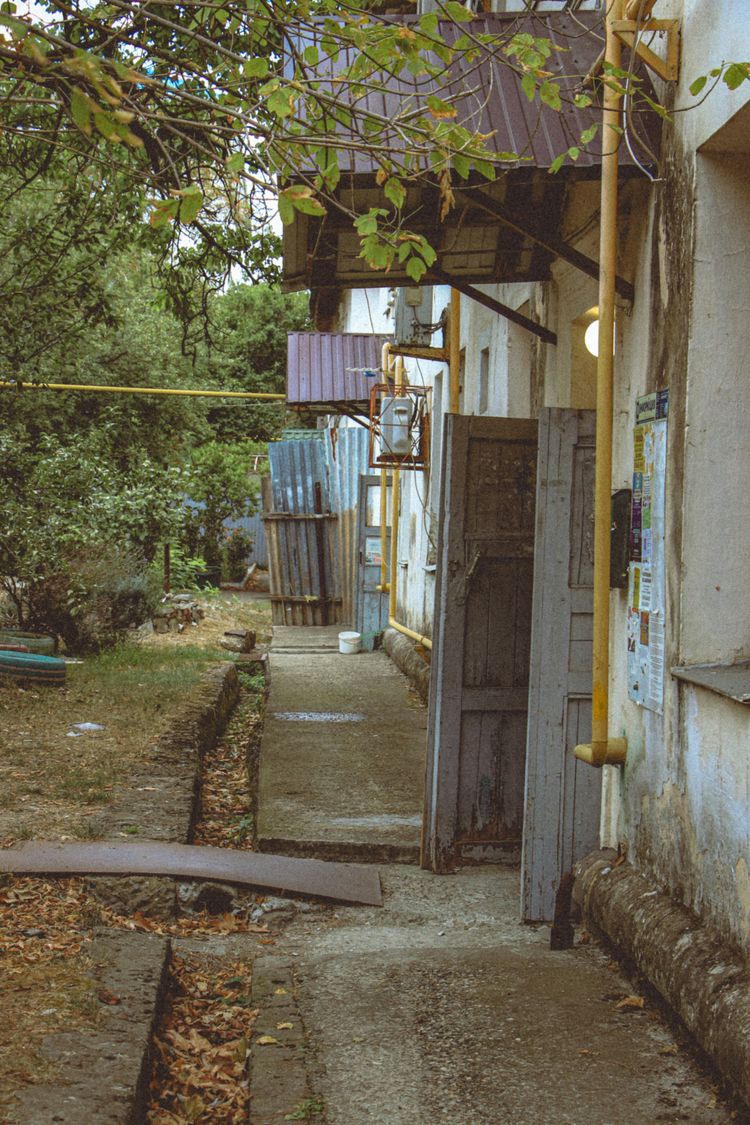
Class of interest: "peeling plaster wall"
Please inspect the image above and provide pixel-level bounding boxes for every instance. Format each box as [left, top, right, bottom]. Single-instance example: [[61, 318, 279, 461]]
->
[[574, 0, 750, 954]]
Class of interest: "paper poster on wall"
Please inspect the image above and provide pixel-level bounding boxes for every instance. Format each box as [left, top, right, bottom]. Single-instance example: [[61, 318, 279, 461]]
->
[[627, 390, 668, 712]]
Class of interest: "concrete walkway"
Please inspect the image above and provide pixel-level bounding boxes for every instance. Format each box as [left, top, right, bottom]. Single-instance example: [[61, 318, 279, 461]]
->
[[244, 866, 742, 1125], [256, 627, 427, 862]]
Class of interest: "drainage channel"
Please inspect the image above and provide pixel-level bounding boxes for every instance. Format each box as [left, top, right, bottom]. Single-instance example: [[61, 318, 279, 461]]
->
[[143, 663, 309, 1124]]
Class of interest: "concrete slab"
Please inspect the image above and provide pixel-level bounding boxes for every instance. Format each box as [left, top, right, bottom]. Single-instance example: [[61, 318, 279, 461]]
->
[[260, 866, 743, 1125], [257, 632, 427, 860]]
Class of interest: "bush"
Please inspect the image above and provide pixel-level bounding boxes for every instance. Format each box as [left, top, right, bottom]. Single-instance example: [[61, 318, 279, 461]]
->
[[25, 546, 160, 653]]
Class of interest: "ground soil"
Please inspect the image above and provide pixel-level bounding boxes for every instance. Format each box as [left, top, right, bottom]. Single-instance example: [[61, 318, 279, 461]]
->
[[0, 594, 271, 1120]]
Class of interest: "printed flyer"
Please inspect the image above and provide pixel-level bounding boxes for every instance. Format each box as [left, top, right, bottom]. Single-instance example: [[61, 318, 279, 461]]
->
[[627, 390, 668, 712]]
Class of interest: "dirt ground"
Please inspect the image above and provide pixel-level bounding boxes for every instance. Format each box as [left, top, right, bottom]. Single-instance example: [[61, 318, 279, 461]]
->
[[0, 594, 271, 1120]]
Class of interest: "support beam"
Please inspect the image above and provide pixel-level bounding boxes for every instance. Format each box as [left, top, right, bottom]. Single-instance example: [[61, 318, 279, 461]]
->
[[388, 343, 448, 363], [436, 272, 557, 346], [612, 19, 680, 82], [463, 190, 635, 303]]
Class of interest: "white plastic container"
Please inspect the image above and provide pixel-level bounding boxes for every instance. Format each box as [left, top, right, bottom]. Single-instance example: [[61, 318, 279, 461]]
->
[[338, 630, 361, 655]]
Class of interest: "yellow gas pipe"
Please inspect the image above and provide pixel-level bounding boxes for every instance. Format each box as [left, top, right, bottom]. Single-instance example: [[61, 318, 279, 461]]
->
[[574, 0, 627, 768], [0, 380, 285, 400], [449, 288, 461, 414], [378, 342, 392, 596]]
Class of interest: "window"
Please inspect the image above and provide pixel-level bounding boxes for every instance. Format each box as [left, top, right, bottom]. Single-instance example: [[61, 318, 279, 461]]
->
[[479, 347, 490, 415]]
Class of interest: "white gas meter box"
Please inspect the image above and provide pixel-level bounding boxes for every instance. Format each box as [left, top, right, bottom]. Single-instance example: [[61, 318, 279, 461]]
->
[[380, 396, 412, 457]]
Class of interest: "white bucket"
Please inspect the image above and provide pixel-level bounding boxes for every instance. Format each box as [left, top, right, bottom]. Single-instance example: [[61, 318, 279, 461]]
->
[[338, 630, 361, 655]]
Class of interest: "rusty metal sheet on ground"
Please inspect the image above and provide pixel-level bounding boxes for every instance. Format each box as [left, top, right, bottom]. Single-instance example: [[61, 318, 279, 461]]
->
[[0, 841, 383, 906]]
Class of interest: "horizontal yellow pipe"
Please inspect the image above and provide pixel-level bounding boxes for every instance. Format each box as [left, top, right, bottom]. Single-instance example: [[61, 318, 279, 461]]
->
[[0, 380, 286, 401], [388, 616, 433, 651]]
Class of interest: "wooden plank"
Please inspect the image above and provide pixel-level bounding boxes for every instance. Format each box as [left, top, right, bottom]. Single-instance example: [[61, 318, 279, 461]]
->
[[0, 841, 383, 906], [522, 409, 601, 922]]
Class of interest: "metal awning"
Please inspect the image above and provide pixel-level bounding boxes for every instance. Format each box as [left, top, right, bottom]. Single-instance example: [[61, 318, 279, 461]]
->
[[287, 331, 392, 412], [282, 11, 659, 302]]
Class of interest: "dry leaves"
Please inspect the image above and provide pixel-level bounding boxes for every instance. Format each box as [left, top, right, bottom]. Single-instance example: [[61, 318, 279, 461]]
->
[[616, 994, 646, 1011], [147, 952, 258, 1124]]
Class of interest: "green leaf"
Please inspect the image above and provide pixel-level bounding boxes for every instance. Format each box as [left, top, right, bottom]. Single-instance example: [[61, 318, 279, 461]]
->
[[226, 152, 245, 173], [723, 62, 750, 91], [539, 80, 561, 111], [243, 57, 269, 79], [303, 45, 319, 66], [580, 124, 598, 145], [418, 11, 439, 37], [405, 256, 427, 282], [70, 89, 92, 134], [179, 188, 203, 224], [93, 112, 117, 140], [521, 73, 536, 103], [452, 153, 470, 180], [444, 2, 473, 23], [278, 194, 295, 225], [548, 153, 566, 175], [689, 74, 708, 96], [383, 177, 406, 209]]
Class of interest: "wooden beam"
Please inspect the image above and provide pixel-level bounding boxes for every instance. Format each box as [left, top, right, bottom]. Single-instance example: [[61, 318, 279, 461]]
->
[[464, 190, 635, 303], [435, 272, 557, 346], [389, 343, 448, 363], [612, 19, 680, 83]]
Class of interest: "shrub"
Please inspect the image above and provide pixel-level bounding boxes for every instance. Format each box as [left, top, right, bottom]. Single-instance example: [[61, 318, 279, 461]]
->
[[25, 546, 160, 653]]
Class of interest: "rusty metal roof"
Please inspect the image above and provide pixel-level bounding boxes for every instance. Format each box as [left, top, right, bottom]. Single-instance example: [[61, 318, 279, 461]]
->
[[283, 11, 660, 297], [287, 331, 391, 409]]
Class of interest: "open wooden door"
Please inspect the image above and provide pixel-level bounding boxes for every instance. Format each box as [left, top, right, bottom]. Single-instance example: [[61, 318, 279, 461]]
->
[[423, 415, 537, 873], [521, 408, 601, 921]]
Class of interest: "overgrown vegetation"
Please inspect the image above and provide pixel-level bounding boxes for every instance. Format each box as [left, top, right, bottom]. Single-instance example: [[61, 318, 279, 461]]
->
[[0, 215, 307, 646]]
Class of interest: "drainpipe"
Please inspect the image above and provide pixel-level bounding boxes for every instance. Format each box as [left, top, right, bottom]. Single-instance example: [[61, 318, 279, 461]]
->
[[574, 0, 627, 768], [449, 289, 461, 413], [388, 355, 433, 650], [378, 342, 392, 595]]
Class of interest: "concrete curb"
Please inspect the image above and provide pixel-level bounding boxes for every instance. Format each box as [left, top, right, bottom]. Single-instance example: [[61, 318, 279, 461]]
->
[[86, 662, 240, 919], [8, 664, 243, 1120], [249, 957, 321, 1124], [382, 627, 430, 704], [576, 849, 750, 1108], [12, 930, 170, 1124]]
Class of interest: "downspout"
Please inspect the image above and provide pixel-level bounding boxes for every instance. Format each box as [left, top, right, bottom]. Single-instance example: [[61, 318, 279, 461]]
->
[[449, 288, 461, 414], [387, 355, 433, 650], [378, 342, 392, 595], [574, 0, 627, 768]]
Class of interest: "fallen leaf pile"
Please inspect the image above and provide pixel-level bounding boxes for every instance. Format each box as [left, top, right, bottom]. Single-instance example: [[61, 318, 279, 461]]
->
[[0, 876, 99, 1111], [192, 690, 262, 850], [147, 952, 258, 1124], [97, 905, 270, 939]]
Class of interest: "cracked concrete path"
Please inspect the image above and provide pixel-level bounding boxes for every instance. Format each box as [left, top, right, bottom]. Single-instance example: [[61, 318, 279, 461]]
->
[[257, 627, 426, 861], [244, 865, 745, 1125]]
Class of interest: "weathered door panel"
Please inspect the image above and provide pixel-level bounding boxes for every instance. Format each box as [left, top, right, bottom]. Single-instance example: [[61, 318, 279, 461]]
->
[[423, 415, 537, 872], [522, 408, 601, 922], [355, 475, 391, 651]]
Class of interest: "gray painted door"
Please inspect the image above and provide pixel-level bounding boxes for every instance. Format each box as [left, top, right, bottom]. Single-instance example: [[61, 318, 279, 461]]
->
[[355, 475, 391, 651], [522, 408, 601, 922], [423, 415, 538, 873]]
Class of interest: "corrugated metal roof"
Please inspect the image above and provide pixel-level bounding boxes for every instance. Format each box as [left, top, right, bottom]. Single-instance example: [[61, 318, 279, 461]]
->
[[287, 332, 391, 408], [286, 11, 657, 176], [283, 11, 660, 298]]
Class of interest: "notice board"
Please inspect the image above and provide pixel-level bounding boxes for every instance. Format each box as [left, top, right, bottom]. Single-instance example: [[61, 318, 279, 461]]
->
[[627, 390, 668, 712]]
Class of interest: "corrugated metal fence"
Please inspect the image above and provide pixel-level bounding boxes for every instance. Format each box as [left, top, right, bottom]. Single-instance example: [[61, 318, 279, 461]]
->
[[263, 438, 341, 626], [263, 425, 369, 627]]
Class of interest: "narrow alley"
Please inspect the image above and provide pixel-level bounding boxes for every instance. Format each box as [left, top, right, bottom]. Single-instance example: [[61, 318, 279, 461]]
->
[[243, 627, 744, 1125]]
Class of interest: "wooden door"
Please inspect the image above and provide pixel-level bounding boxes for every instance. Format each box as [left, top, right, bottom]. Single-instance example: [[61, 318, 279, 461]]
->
[[355, 475, 391, 650], [521, 408, 600, 921], [422, 415, 537, 873]]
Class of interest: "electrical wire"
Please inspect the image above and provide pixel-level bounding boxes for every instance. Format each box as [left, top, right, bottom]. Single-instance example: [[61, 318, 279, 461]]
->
[[622, 0, 661, 183]]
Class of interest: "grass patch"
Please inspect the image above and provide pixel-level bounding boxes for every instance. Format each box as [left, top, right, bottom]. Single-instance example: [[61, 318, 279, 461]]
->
[[0, 595, 272, 845]]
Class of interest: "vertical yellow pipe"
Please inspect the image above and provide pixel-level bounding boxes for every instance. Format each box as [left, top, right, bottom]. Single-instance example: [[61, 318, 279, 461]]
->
[[449, 289, 461, 414], [575, 0, 627, 768], [379, 342, 392, 593]]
